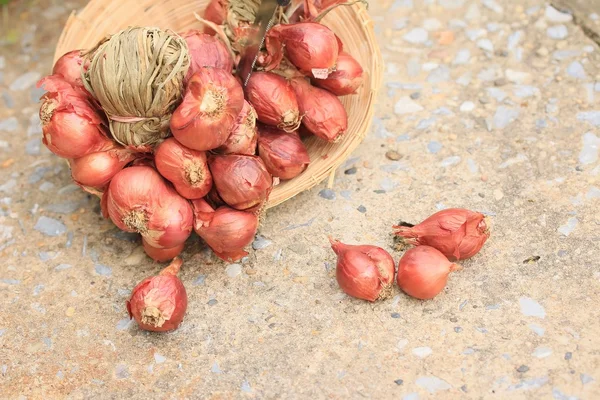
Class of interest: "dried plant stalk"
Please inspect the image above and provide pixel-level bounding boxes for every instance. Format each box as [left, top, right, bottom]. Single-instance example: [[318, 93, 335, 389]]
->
[[83, 27, 190, 150]]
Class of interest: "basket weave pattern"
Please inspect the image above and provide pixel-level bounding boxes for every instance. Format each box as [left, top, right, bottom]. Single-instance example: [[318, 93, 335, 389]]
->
[[54, 0, 383, 208]]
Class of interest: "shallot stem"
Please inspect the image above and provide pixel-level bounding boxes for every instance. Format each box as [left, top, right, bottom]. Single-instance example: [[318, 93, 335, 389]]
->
[[314, 0, 369, 23]]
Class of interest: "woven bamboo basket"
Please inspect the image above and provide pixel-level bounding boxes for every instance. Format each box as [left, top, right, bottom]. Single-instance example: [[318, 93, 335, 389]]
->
[[54, 0, 383, 209]]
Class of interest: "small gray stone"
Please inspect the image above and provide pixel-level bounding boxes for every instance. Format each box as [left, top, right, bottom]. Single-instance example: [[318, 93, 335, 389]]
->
[[477, 39, 494, 52], [427, 141, 443, 154], [357, 205, 366, 213], [403, 28, 428, 44], [482, 0, 503, 14], [581, 374, 594, 385], [9, 71, 41, 91], [440, 156, 461, 167], [318, 189, 336, 200], [519, 297, 546, 318], [579, 132, 600, 164], [427, 65, 451, 83], [241, 381, 251, 393], [529, 324, 545, 336], [566, 62, 586, 80], [412, 347, 432, 358], [193, 275, 206, 286], [487, 88, 508, 102], [558, 217, 578, 236], [55, 264, 72, 271], [252, 235, 272, 250], [517, 365, 530, 373], [0, 117, 18, 132], [395, 96, 424, 115], [211, 362, 222, 373], [578, 112, 600, 127], [116, 317, 133, 331], [439, 0, 466, 10], [415, 376, 452, 393], [34, 216, 67, 236], [453, 49, 471, 65], [0, 179, 16, 194], [547, 25, 568, 40], [533, 347, 552, 358], [39, 182, 55, 192], [416, 118, 435, 130], [226, 264, 242, 278], [45, 201, 80, 214], [586, 187, 600, 199], [207, 299, 218, 306], [493, 107, 520, 129], [95, 264, 112, 277], [115, 364, 129, 379], [545, 5, 573, 23], [514, 86, 539, 98], [391, 0, 413, 10], [565, 352, 572, 360], [553, 50, 580, 60], [1, 279, 20, 285]]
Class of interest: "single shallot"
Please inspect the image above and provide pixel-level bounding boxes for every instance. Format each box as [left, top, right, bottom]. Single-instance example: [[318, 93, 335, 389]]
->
[[396, 246, 461, 300], [329, 238, 395, 302], [209, 154, 273, 211], [70, 147, 136, 190], [171, 67, 244, 151], [245, 72, 301, 132], [181, 30, 234, 81], [52, 50, 89, 92], [216, 100, 258, 155], [263, 22, 341, 79], [257, 126, 310, 180], [155, 138, 212, 199], [290, 77, 347, 142], [38, 75, 113, 159], [127, 257, 188, 332], [312, 51, 363, 96], [192, 199, 259, 262], [142, 239, 185, 262], [103, 166, 194, 249], [393, 208, 490, 261]]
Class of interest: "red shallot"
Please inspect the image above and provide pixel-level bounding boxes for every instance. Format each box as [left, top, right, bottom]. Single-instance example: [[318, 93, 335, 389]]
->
[[216, 100, 258, 155], [257, 125, 310, 180], [312, 51, 363, 95], [52, 50, 89, 92], [142, 239, 185, 263], [209, 154, 273, 211], [245, 72, 301, 132], [396, 246, 461, 300], [171, 67, 244, 151], [70, 147, 136, 190], [127, 257, 188, 332], [155, 138, 212, 199], [329, 238, 395, 302], [192, 199, 259, 262], [104, 166, 194, 249], [290, 77, 347, 142], [38, 75, 113, 159], [181, 30, 234, 81], [263, 22, 340, 79], [393, 208, 490, 261]]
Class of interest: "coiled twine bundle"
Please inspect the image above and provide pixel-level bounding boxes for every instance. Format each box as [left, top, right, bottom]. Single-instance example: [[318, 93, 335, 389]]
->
[[83, 27, 190, 150]]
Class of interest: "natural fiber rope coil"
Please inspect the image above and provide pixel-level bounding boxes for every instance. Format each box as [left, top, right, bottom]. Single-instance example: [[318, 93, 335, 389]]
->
[[82, 27, 190, 150]]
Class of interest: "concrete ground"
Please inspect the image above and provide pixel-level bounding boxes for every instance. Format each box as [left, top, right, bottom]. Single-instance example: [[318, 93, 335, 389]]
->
[[1, 0, 600, 398]]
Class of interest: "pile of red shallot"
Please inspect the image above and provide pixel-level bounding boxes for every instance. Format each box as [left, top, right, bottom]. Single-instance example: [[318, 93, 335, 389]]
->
[[330, 208, 491, 301], [37, 1, 365, 332]]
